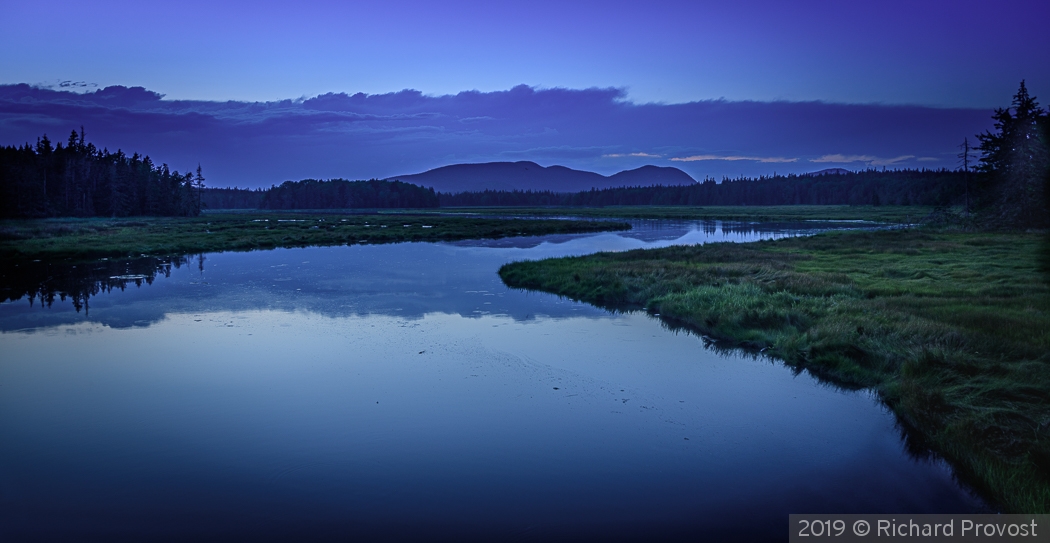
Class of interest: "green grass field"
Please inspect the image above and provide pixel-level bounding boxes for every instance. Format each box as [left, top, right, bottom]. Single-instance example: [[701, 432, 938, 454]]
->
[[499, 228, 1050, 513], [0, 212, 629, 261]]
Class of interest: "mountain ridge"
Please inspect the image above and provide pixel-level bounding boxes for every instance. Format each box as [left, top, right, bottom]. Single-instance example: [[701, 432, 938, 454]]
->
[[388, 161, 696, 193], [806, 167, 853, 176]]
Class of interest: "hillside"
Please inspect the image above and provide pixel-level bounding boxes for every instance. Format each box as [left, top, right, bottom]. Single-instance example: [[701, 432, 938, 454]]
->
[[807, 168, 852, 176], [389, 161, 696, 192]]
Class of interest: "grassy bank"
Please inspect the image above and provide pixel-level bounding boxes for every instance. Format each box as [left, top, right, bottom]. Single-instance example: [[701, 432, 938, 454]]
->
[[434, 205, 934, 223], [0, 213, 630, 261], [499, 228, 1050, 512]]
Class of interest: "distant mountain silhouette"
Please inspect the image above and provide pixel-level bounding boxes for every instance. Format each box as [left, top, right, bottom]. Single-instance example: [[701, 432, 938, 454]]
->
[[388, 161, 696, 192], [806, 168, 852, 176], [608, 165, 697, 187]]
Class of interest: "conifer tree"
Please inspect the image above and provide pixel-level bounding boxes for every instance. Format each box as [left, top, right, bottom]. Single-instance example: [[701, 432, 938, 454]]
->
[[958, 137, 975, 213], [194, 165, 205, 214], [976, 81, 1049, 227]]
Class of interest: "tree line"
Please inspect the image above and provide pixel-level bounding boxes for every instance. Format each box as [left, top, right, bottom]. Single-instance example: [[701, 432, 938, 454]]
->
[[0, 129, 202, 219], [200, 187, 266, 209], [201, 169, 967, 210], [256, 179, 439, 209], [437, 169, 968, 208], [200, 179, 438, 210], [200, 180, 441, 210]]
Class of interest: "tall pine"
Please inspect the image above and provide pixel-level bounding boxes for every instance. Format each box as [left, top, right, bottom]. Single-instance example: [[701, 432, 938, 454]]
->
[[976, 81, 1049, 227]]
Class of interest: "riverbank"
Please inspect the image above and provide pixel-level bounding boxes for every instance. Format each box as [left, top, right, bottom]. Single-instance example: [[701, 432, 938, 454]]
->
[[0, 213, 630, 261], [499, 228, 1050, 513]]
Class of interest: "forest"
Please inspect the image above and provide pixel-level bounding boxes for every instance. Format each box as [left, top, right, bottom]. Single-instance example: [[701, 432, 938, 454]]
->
[[437, 168, 968, 208], [198, 179, 440, 210], [0, 129, 202, 218], [199, 169, 972, 211], [258, 178, 438, 210]]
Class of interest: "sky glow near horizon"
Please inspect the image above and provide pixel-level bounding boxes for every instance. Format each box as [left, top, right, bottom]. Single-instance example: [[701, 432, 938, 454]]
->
[[2, 0, 1048, 186]]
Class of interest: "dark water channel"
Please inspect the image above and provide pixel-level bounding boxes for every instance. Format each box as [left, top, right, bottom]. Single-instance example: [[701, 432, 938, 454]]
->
[[0, 221, 987, 541]]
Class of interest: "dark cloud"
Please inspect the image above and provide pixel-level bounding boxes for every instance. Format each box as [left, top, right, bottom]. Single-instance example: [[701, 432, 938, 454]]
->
[[0, 84, 993, 187]]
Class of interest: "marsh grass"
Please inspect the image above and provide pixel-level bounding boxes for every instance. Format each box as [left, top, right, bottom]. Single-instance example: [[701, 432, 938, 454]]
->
[[0, 213, 630, 261], [499, 228, 1050, 512]]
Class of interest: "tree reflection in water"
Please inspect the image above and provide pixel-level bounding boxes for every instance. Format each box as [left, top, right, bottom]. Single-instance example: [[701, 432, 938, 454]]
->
[[1, 254, 193, 313]]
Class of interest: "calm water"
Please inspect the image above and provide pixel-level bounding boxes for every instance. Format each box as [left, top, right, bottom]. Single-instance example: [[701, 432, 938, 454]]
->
[[0, 221, 986, 541]]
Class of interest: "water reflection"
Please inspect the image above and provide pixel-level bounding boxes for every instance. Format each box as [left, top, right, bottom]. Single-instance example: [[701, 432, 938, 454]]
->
[[0, 220, 987, 541], [0, 255, 189, 313], [0, 220, 867, 331]]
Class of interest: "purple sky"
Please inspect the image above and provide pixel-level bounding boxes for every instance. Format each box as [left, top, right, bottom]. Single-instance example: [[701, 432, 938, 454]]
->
[[1, 0, 1047, 187]]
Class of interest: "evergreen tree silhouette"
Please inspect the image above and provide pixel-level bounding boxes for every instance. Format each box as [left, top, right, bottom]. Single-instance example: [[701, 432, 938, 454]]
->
[[976, 81, 1049, 227]]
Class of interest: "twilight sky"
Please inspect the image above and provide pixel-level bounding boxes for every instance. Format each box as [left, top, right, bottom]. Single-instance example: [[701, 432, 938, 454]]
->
[[1, 0, 1047, 187]]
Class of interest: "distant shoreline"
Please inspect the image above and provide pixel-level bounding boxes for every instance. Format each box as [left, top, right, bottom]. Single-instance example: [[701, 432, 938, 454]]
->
[[0, 212, 630, 261]]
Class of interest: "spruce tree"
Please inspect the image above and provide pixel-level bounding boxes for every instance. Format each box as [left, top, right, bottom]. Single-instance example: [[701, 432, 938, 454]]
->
[[194, 165, 205, 215], [976, 81, 1049, 227]]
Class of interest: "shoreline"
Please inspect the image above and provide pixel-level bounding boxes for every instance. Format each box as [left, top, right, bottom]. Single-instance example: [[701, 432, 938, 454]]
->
[[0, 212, 631, 261], [498, 227, 1050, 513]]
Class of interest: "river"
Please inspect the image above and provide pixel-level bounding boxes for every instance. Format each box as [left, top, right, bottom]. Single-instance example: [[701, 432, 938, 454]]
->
[[0, 220, 987, 541]]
